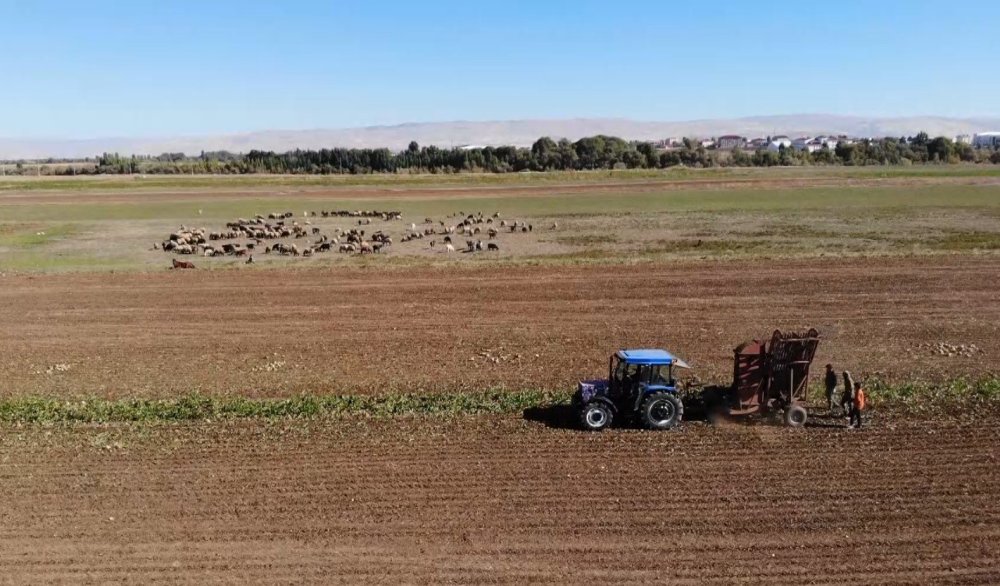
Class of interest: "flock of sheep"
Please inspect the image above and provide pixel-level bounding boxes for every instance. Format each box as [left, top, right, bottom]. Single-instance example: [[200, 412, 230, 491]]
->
[[158, 208, 547, 265]]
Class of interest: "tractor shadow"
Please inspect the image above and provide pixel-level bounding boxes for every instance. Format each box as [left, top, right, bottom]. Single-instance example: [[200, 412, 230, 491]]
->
[[522, 396, 707, 430], [522, 403, 576, 429]]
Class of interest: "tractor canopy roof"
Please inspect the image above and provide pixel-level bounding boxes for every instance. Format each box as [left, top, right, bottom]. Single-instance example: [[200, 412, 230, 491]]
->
[[616, 349, 690, 368]]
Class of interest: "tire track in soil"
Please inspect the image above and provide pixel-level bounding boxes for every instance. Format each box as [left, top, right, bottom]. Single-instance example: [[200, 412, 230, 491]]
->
[[0, 416, 997, 583]]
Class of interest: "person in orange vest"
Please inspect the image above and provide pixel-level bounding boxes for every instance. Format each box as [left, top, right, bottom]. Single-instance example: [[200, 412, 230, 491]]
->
[[849, 381, 866, 429]]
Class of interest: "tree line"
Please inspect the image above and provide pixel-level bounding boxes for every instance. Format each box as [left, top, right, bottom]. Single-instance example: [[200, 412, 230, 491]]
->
[[7, 133, 1000, 176]]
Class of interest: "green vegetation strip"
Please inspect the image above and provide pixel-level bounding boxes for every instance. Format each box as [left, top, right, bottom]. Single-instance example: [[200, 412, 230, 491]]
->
[[0, 378, 998, 424], [0, 390, 566, 424], [864, 377, 1000, 414]]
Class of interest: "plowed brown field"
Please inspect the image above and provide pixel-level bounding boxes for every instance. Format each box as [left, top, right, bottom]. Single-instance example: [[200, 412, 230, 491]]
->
[[0, 255, 997, 397], [1, 415, 997, 583]]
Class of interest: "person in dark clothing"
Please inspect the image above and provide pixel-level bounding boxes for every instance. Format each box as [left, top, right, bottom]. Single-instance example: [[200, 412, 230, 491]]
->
[[849, 381, 866, 429], [840, 371, 855, 417], [824, 364, 838, 412]]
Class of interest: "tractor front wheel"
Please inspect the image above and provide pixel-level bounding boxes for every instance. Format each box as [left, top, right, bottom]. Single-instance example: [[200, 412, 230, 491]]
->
[[641, 393, 683, 430], [579, 402, 613, 431]]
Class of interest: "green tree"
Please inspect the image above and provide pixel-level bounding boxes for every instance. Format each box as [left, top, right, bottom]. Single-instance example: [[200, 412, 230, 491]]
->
[[927, 136, 954, 163], [531, 136, 558, 170]]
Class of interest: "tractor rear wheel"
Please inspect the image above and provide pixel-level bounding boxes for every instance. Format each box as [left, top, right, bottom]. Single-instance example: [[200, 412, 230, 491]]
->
[[579, 402, 613, 431], [641, 393, 683, 430], [784, 404, 808, 428]]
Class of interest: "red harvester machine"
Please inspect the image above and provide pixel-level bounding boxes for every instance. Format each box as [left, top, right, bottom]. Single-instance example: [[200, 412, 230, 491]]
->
[[702, 328, 820, 427]]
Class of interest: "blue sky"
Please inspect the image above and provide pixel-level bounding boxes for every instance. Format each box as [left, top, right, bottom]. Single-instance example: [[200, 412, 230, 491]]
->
[[2, 0, 998, 138]]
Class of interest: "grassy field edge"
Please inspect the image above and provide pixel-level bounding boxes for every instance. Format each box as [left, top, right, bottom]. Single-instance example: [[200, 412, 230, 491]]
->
[[3, 165, 1000, 192]]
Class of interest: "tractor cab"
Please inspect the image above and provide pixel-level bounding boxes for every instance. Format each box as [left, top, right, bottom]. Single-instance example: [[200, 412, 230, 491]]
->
[[608, 349, 686, 399], [575, 348, 690, 431]]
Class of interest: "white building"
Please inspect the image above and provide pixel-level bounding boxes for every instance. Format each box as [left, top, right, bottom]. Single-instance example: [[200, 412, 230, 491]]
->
[[766, 136, 792, 152], [792, 136, 839, 152], [973, 132, 1000, 148], [654, 137, 684, 149], [791, 137, 812, 151], [955, 134, 972, 144]]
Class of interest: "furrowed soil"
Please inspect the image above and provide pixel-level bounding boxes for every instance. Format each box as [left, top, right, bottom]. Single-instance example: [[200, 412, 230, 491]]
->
[[0, 255, 997, 398], [0, 415, 997, 584]]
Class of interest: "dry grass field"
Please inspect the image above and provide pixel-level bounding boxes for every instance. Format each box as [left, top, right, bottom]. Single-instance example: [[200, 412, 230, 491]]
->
[[0, 167, 999, 272]]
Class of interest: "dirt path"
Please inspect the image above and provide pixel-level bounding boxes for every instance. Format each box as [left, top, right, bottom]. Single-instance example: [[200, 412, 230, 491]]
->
[[0, 415, 996, 583], [0, 255, 996, 397]]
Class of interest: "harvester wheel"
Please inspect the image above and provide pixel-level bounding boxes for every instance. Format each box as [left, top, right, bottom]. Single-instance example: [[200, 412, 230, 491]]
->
[[641, 393, 683, 430], [579, 402, 613, 431], [784, 404, 808, 428]]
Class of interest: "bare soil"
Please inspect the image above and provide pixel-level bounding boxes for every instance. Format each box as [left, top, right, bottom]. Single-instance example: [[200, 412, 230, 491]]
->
[[1, 255, 997, 398], [0, 415, 997, 584]]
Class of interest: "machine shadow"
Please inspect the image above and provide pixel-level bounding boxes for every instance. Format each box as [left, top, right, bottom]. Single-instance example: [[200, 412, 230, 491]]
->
[[523, 398, 852, 430]]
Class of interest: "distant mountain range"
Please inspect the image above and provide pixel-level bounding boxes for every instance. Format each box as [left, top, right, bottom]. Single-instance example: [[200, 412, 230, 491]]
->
[[3, 115, 1000, 160]]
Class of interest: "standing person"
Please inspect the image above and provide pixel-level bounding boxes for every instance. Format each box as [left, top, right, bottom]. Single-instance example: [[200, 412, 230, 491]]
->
[[840, 371, 855, 416], [850, 381, 866, 429], [824, 364, 838, 412]]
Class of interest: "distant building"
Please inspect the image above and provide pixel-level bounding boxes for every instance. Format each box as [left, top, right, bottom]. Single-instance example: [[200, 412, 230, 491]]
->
[[792, 136, 839, 152], [955, 134, 972, 144], [654, 137, 684, 149], [747, 137, 769, 150], [767, 136, 792, 152], [791, 137, 812, 151], [716, 135, 745, 150], [699, 138, 716, 149], [973, 132, 1000, 148]]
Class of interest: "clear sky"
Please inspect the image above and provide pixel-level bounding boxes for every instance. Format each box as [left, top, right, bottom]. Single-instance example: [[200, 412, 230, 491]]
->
[[2, 0, 998, 139]]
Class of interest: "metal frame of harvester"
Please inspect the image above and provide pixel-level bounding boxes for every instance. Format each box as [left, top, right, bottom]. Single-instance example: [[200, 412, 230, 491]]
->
[[703, 328, 820, 427]]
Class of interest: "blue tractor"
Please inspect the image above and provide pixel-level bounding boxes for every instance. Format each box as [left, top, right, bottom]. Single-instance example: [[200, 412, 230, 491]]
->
[[573, 349, 690, 431]]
